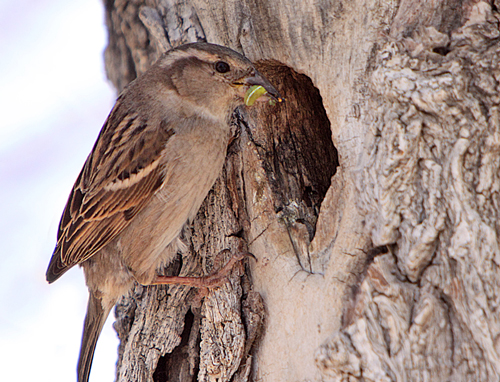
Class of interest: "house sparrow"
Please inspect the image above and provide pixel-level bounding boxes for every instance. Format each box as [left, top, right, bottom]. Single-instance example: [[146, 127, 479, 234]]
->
[[45, 42, 282, 382]]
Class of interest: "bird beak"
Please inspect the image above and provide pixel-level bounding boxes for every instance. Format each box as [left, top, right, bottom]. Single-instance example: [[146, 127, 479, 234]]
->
[[239, 71, 284, 106]]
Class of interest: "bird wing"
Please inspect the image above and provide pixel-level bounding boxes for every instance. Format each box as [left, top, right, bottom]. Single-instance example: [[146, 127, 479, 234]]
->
[[46, 97, 174, 282]]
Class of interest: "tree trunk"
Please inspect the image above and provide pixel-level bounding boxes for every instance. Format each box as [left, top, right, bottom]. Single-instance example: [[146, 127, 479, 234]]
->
[[102, 0, 500, 381]]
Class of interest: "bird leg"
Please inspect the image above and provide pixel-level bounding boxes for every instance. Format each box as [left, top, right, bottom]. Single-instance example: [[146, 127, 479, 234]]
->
[[151, 250, 249, 288]]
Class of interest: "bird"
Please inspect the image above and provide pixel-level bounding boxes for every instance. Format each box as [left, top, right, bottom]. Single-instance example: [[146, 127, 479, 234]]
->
[[45, 42, 282, 382]]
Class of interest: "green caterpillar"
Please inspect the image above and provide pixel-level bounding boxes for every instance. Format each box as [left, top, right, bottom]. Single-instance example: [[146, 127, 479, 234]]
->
[[245, 85, 274, 106]]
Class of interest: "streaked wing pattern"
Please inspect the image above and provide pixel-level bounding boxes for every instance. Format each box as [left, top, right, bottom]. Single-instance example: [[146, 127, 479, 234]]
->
[[46, 98, 174, 282]]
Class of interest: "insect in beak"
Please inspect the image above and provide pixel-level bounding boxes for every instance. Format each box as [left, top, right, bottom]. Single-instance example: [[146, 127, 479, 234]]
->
[[238, 72, 284, 106]]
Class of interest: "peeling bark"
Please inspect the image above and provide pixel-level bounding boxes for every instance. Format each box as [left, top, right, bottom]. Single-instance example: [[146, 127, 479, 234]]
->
[[322, 3, 500, 382]]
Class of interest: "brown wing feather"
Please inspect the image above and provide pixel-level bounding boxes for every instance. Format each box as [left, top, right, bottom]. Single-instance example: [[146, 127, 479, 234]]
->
[[46, 97, 174, 283]]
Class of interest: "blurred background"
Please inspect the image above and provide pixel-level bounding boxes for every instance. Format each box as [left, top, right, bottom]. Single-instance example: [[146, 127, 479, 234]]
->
[[0, 0, 119, 381]]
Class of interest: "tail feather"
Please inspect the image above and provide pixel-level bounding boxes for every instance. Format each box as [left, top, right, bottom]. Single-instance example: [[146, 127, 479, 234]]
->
[[77, 292, 115, 382]]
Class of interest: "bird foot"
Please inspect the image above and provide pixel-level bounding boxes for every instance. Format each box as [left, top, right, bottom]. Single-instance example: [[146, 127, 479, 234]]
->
[[151, 250, 251, 288]]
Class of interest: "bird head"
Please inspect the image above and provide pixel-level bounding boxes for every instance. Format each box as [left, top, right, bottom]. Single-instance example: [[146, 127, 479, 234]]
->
[[152, 43, 284, 118]]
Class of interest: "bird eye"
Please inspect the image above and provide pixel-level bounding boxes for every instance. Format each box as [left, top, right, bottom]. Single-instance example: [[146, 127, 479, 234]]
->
[[215, 61, 230, 73]]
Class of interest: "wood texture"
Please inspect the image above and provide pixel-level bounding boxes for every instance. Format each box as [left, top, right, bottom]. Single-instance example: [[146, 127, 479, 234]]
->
[[319, 2, 500, 381], [100, 0, 500, 381]]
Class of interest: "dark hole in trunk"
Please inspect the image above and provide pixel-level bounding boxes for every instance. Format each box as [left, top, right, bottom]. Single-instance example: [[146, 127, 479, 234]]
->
[[243, 61, 338, 243], [153, 308, 199, 382]]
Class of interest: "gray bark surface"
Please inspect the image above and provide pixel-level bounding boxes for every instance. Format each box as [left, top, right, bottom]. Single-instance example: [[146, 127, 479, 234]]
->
[[101, 0, 500, 381]]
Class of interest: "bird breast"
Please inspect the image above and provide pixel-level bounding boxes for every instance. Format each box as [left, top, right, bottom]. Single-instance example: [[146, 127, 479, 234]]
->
[[116, 117, 231, 284]]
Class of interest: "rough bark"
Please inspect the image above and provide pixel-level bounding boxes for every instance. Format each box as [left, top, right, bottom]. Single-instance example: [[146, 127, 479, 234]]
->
[[100, 0, 500, 381]]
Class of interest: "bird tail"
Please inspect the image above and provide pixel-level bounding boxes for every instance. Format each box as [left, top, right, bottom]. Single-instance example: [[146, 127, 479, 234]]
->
[[77, 292, 115, 382]]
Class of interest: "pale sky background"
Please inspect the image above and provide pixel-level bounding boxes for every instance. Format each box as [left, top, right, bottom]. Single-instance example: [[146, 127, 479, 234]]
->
[[0, 0, 120, 381]]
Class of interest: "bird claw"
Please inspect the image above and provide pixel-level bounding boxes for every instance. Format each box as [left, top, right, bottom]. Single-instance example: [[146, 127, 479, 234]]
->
[[151, 249, 254, 288]]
